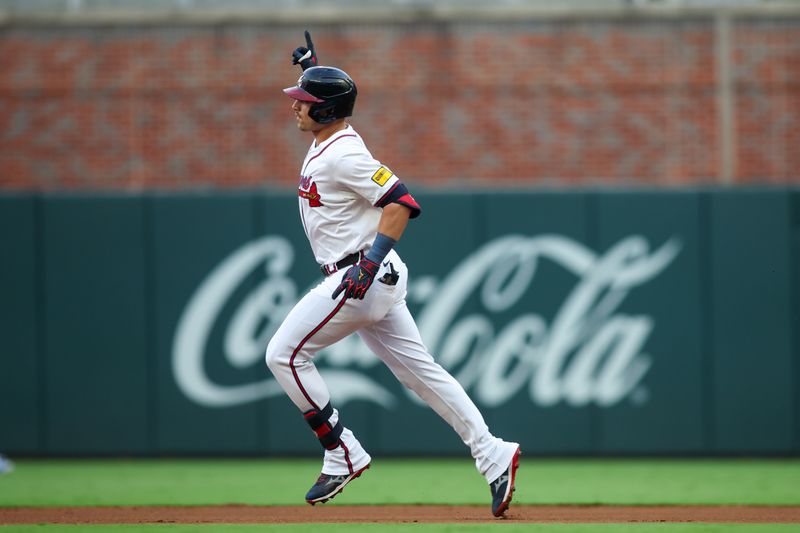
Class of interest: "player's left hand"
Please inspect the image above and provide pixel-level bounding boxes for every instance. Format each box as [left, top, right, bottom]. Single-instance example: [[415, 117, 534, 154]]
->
[[332, 258, 380, 300], [292, 30, 318, 71]]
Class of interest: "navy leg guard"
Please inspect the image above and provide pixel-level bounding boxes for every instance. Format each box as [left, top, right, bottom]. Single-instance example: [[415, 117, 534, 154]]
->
[[303, 403, 343, 451]]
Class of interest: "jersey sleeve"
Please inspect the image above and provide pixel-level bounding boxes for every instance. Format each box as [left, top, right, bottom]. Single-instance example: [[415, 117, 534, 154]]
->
[[335, 150, 401, 206], [335, 149, 421, 218], [374, 182, 421, 218]]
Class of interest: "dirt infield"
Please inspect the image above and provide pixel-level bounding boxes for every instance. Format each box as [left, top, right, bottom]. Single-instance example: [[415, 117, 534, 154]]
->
[[2, 505, 799, 524]]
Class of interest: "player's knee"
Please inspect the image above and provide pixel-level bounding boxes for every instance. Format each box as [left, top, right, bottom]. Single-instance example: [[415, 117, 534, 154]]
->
[[265, 338, 290, 374]]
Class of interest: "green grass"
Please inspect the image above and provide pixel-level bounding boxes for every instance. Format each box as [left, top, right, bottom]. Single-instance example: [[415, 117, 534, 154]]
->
[[1, 458, 799, 532], [1, 458, 799, 507]]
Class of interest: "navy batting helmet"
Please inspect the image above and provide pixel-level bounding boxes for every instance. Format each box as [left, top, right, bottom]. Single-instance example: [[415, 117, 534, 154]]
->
[[283, 66, 357, 124]]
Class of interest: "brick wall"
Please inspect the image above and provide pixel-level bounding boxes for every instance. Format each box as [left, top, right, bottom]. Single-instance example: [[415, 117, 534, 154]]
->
[[1, 18, 798, 190]]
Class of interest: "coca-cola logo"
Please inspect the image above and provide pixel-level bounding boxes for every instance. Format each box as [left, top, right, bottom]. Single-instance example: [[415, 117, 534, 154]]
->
[[172, 234, 681, 410]]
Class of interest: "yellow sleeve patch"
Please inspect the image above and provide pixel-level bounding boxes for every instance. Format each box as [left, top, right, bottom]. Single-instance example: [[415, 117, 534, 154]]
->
[[371, 166, 394, 187]]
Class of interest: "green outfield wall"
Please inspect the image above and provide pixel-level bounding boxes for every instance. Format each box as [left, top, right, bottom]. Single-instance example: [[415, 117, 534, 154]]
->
[[1, 189, 798, 456]]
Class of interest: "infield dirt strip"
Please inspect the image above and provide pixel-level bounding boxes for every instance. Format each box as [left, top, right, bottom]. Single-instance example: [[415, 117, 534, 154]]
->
[[2, 505, 800, 524]]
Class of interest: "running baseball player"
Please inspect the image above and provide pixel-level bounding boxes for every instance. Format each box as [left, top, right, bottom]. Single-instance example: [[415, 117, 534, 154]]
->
[[265, 31, 520, 517]]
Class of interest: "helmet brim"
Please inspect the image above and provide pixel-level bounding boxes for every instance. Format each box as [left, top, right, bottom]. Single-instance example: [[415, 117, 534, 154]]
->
[[283, 86, 324, 103]]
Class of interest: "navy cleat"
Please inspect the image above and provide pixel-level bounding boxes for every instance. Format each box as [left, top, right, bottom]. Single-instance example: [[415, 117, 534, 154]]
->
[[490, 446, 520, 517], [305, 464, 370, 505]]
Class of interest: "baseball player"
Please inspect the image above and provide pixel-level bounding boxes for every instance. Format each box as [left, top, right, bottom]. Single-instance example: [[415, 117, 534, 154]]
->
[[0, 453, 13, 474], [265, 32, 520, 517]]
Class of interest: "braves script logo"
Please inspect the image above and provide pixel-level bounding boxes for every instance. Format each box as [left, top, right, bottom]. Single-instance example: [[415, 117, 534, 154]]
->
[[173, 234, 681, 409], [298, 175, 323, 207]]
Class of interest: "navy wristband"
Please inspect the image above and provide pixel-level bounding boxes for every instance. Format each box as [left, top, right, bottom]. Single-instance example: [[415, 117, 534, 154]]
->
[[365, 233, 396, 264]]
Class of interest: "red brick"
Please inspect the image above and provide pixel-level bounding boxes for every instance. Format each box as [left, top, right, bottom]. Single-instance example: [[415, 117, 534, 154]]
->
[[0, 20, 798, 190]]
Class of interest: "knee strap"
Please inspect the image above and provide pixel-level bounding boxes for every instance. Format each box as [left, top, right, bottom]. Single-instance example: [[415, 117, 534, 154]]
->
[[303, 402, 343, 451]]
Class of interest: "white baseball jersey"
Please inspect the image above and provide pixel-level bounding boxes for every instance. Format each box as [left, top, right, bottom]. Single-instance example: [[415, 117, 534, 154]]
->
[[297, 125, 400, 266], [267, 123, 518, 485]]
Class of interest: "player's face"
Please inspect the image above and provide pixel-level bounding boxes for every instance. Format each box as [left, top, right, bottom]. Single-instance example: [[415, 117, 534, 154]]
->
[[291, 99, 321, 132]]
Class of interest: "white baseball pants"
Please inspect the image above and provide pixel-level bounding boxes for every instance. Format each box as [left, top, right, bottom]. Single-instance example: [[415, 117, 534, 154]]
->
[[265, 250, 518, 483]]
